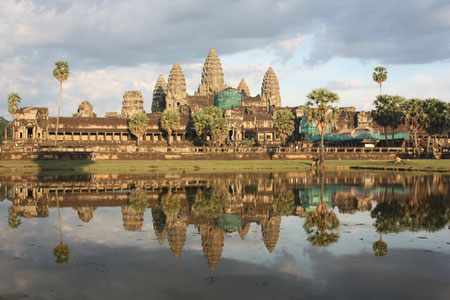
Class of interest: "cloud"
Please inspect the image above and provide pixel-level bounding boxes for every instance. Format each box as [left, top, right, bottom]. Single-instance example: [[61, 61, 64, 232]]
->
[[325, 79, 371, 91]]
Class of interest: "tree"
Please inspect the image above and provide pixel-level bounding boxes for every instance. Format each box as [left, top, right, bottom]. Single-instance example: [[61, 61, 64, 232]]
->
[[422, 99, 449, 158], [128, 192, 148, 213], [53, 61, 70, 146], [128, 112, 148, 146], [0, 117, 10, 142], [273, 191, 295, 216], [402, 99, 425, 158], [7, 92, 21, 120], [193, 106, 228, 146], [53, 191, 70, 264], [192, 188, 229, 218], [160, 109, 180, 146], [306, 88, 340, 167], [274, 110, 295, 145], [8, 207, 21, 229], [161, 192, 181, 216], [372, 95, 405, 145], [372, 66, 387, 95], [372, 235, 388, 257]]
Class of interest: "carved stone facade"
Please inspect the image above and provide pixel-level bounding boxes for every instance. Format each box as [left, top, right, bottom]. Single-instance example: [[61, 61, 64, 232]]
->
[[74, 101, 96, 118], [121, 91, 145, 118], [237, 79, 250, 97], [166, 62, 187, 109], [152, 74, 167, 113], [261, 67, 281, 109]]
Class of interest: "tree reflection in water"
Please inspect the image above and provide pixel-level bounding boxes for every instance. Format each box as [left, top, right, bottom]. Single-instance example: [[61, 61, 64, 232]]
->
[[53, 191, 70, 264], [8, 206, 22, 229]]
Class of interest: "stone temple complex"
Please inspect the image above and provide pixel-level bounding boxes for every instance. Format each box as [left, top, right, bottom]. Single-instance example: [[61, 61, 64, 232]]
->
[[2, 47, 414, 158]]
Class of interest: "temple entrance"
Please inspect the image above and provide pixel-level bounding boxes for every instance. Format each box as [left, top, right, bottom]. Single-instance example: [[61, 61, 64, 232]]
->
[[27, 127, 33, 139]]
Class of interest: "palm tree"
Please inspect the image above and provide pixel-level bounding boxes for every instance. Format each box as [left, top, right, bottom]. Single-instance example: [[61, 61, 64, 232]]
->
[[372, 95, 405, 146], [402, 99, 425, 158], [160, 109, 180, 146], [372, 234, 388, 256], [53, 61, 70, 146], [53, 191, 70, 264], [306, 88, 340, 167], [7, 92, 21, 120], [372, 66, 388, 95]]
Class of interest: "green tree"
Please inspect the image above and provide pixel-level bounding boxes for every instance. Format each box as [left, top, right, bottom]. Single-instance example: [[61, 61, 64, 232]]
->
[[8, 207, 22, 229], [372, 95, 405, 145], [53, 61, 70, 146], [274, 110, 295, 145], [128, 112, 148, 146], [7, 92, 21, 120], [402, 99, 425, 158], [192, 189, 229, 218], [372, 234, 388, 257], [53, 191, 70, 264], [161, 192, 181, 216], [306, 88, 340, 167], [160, 109, 180, 146], [193, 106, 228, 146], [273, 191, 295, 216], [128, 192, 148, 213], [372, 66, 388, 95], [0, 117, 11, 142], [422, 99, 449, 158]]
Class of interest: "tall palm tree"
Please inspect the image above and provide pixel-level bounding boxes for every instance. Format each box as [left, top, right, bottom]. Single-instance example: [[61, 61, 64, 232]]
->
[[372, 66, 387, 96], [160, 109, 180, 146], [53, 61, 70, 146], [306, 88, 340, 167], [7, 92, 21, 120], [53, 191, 70, 264]]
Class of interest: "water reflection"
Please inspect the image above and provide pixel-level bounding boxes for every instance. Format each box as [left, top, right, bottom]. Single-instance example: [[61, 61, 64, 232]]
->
[[1, 172, 449, 273]]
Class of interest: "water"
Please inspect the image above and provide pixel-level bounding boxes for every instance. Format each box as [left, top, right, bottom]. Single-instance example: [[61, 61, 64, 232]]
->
[[0, 171, 449, 300]]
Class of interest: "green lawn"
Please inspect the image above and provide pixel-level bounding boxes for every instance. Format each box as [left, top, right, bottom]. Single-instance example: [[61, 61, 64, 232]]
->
[[0, 159, 448, 176]]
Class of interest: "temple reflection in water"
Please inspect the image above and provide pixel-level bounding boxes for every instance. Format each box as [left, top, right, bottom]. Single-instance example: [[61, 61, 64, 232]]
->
[[2, 172, 449, 271]]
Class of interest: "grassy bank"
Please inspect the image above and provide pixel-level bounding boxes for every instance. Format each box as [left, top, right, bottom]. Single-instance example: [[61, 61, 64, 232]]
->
[[0, 159, 448, 176]]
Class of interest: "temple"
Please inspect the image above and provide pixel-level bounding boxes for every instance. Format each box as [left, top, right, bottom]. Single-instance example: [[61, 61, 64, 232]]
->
[[2, 47, 418, 158]]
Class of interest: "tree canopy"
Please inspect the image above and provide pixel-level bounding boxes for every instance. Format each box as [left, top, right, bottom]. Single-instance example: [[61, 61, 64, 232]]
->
[[160, 109, 180, 145], [372, 66, 388, 95], [7, 92, 21, 117], [129, 112, 148, 143], [53, 61, 70, 82], [193, 106, 228, 146], [274, 110, 295, 144]]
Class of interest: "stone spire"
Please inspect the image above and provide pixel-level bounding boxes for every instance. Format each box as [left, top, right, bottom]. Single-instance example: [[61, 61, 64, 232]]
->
[[237, 79, 250, 97], [237, 223, 250, 240], [166, 61, 187, 110], [197, 48, 227, 96], [121, 206, 144, 231], [152, 209, 167, 245], [74, 101, 96, 118], [167, 215, 187, 259], [261, 215, 281, 253], [261, 67, 281, 109], [152, 74, 167, 113], [121, 91, 145, 118], [74, 206, 96, 223], [200, 225, 224, 272]]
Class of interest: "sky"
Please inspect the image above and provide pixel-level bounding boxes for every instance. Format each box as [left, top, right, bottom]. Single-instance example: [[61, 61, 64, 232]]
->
[[1, 0, 449, 118]]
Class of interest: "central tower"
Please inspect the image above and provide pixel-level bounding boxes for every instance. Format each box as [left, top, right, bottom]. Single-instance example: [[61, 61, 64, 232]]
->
[[197, 47, 227, 96]]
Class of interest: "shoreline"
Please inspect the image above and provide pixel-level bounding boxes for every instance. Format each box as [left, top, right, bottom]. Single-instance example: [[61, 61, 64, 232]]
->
[[0, 159, 448, 176]]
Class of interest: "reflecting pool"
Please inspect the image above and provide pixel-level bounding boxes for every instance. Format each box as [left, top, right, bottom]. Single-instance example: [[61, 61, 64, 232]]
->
[[0, 171, 449, 299]]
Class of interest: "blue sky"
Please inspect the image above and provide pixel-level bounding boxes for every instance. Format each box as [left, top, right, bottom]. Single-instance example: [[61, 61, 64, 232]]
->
[[1, 0, 449, 118]]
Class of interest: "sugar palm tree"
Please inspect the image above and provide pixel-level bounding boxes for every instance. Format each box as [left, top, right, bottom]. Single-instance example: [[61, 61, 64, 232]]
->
[[372, 66, 387, 96], [53, 191, 70, 264], [53, 61, 70, 146], [160, 109, 180, 146], [7, 92, 21, 120], [306, 88, 340, 167]]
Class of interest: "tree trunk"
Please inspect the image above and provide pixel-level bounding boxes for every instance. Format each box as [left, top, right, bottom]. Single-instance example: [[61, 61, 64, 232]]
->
[[379, 83, 382, 96], [56, 190, 63, 244], [414, 131, 418, 159], [168, 129, 172, 146], [320, 133, 325, 167], [383, 127, 388, 146], [391, 127, 395, 147], [55, 81, 62, 146], [426, 136, 431, 158]]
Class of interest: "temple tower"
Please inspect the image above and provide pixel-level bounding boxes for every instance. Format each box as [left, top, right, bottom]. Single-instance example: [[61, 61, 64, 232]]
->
[[74, 101, 96, 118], [121, 206, 144, 231], [74, 206, 96, 223], [237, 79, 250, 97], [166, 62, 187, 110], [121, 91, 145, 118], [167, 215, 187, 259], [152, 74, 167, 113], [237, 223, 250, 240], [261, 67, 281, 109], [200, 225, 225, 272], [197, 48, 226, 96], [261, 215, 281, 253]]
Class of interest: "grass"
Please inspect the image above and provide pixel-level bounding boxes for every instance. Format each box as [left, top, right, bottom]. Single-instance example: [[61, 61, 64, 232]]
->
[[0, 159, 448, 176]]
